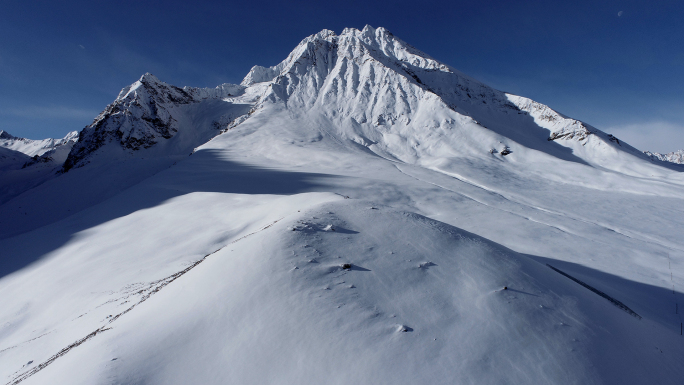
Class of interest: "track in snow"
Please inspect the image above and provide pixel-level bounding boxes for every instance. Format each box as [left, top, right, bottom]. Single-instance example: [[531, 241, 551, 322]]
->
[[546, 264, 642, 320], [5, 218, 283, 385]]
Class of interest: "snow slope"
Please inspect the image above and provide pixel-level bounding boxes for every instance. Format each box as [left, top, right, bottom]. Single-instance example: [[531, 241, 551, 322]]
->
[[0, 147, 31, 171], [1, 26, 684, 385]]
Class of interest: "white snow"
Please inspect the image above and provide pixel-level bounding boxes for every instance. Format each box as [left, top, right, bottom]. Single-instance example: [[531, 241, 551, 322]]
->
[[0, 131, 78, 205], [0, 130, 77, 158], [645, 149, 684, 164], [1, 26, 684, 385]]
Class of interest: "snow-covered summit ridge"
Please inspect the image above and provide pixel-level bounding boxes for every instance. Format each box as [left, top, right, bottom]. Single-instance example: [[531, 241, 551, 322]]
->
[[238, 26, 655, 172], [0, 130, 78, 158], [644, 149, 684, 164], [240, 26, 453, 87]]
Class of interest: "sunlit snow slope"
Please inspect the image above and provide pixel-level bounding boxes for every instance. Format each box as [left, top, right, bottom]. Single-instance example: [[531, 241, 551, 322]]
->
[[2, 26, 684, 385]]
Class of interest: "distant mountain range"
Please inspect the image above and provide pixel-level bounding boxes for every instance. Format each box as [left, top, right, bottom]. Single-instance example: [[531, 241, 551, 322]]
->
[[644, 149, 684, 164]]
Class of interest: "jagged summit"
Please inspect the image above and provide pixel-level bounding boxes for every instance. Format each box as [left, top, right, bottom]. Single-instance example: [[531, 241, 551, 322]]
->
[[140, 72, 161, 82], [0, 130, 15, 140], [240, 26, 449, 87], [62, 72, 251, 171], [645, 149, 684, 164]]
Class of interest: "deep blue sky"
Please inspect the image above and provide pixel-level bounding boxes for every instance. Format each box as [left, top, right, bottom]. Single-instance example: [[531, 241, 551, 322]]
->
[[1, 0, 682, 152]]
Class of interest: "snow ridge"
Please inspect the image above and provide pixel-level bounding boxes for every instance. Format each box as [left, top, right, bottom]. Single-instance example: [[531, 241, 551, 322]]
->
[[0, 130, 78, 158], [644, 149, 684, 164], [505, 95, 596, 142]]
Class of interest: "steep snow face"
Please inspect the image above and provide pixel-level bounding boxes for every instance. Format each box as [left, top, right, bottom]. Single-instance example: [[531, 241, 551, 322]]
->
[[0, 130, 78, 158], [63, 74, 250, 171], [244, 26, 513, 166], [645, 149, 684, 164]]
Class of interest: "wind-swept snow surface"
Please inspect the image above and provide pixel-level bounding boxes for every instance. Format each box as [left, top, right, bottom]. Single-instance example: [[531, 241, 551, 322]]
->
[[1, 26, 684, 385]]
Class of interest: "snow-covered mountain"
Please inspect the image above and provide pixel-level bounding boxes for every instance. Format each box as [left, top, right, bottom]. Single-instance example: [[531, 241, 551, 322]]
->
[[2, 26, 684, 385], [62, 26, 675, 179], [0, 129, 78, 171], [0, 130, 78, 158], [645, 149, 684, 164], [63, 73, 248, 171]]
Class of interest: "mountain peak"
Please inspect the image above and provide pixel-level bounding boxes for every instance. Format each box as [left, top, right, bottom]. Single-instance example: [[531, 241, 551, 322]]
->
[[139, 72, 162, 84], [0, 130, 15, 140], [241, 26, 420, 87], [314, 28, 336, 39], [644, 149, 684, 164]]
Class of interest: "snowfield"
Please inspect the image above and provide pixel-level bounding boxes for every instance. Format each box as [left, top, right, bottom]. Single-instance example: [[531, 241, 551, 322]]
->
[[1, 26, 683, 385]]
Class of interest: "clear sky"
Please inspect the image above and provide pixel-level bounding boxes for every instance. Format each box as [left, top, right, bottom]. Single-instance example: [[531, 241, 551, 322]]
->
[[1, 0, 682, 152]]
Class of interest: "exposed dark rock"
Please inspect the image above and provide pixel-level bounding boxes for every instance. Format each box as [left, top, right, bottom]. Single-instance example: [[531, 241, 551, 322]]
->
[[63, 74, 197, 172]]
